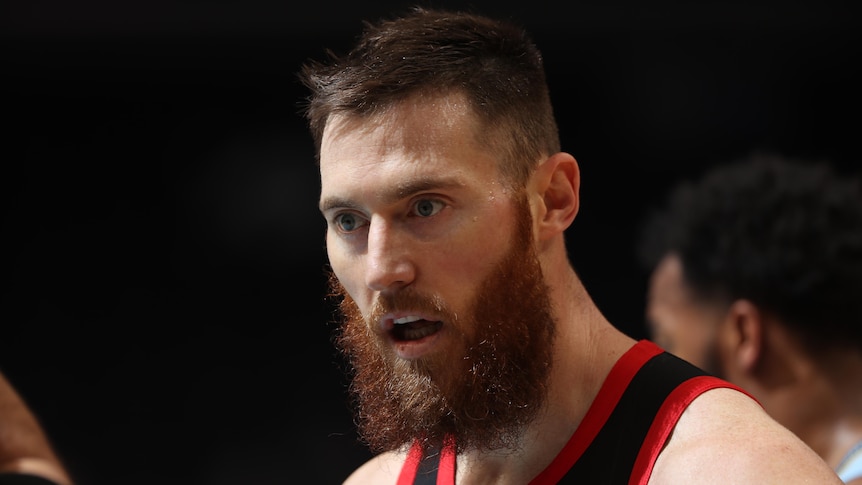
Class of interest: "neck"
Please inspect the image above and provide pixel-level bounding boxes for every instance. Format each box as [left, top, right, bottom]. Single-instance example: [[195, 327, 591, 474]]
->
[[455, 265, 636, 483]]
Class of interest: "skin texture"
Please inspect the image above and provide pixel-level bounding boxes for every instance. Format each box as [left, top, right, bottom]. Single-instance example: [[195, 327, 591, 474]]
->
[[317, 90, 843, 484], [638, 155, 862, 483], [647, 254, 862, 484], [322, 93, 556, 453]]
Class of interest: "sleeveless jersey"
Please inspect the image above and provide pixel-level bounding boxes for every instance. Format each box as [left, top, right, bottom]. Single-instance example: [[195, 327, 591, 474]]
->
[[397, 339, 752, 485]]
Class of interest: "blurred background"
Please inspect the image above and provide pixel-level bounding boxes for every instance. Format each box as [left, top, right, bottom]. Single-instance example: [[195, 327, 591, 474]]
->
[[3, 0, 860, 483]]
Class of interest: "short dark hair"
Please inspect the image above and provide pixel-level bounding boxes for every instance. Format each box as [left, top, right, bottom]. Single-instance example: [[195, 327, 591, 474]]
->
[[297, 6, 561, 187], [637, 153, 862, 352]]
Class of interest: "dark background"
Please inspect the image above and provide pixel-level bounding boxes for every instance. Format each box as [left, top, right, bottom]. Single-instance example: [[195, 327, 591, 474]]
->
[[3, 1, 860, 484]]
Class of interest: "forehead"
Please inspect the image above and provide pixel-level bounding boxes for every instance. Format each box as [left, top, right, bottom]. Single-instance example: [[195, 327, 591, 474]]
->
[[318, 93, 502, 196]]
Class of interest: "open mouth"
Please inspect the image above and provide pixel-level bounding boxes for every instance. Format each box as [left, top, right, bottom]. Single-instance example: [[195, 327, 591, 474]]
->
[[390, 316, 443, 341]]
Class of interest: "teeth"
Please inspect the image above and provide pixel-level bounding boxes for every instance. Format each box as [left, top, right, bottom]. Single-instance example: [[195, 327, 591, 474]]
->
[[394, 316, 422, 325]]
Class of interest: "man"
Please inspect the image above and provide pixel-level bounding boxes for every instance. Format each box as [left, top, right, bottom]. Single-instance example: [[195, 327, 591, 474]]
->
[[638, 153, 862, 483], [0, 372, 73, 485], [299, 7, 842, 484]]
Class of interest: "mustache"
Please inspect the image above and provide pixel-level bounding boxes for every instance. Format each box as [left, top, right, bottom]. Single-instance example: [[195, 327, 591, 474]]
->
[[327, 270, 458, 327], [370, 289, 451, 321]]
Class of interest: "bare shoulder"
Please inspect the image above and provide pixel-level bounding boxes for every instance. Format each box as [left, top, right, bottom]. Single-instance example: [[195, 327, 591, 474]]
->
[[1, 458, 73, 485], [343, 450, 406, 485], [650, 387, 841, 484]]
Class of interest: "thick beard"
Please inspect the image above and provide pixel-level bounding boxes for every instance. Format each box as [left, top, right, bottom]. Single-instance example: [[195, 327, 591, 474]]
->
[[329, 194, 556, 455]]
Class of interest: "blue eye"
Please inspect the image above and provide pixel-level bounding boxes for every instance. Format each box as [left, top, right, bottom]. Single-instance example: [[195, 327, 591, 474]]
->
[[414, 199, 444, 217], [335, 212, 365, 232]]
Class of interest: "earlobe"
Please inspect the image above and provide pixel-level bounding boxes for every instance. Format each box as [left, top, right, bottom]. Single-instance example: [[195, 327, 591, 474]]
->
[[534, 152, 580, 241]]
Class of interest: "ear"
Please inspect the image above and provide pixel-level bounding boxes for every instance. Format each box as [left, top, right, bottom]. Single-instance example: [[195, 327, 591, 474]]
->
[[530, 152, 580, 241], [724, 299, 764, 372]]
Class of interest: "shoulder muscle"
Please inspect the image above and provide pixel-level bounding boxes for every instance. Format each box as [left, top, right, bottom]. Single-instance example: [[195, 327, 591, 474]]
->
[[343, 451, 405, 485], [650, 388, 841, 484]]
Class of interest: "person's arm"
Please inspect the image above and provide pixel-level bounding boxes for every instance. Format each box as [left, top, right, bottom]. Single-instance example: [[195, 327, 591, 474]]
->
[[0, 372, 72, 485], [653, 387, 842, 484]]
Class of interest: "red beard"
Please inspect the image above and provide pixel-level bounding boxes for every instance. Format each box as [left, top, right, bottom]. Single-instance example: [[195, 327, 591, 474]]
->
[[329, 194, 556, 455]]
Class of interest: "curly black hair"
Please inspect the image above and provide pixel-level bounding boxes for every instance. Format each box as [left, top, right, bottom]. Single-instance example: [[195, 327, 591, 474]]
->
[[637, 153, 862, 353]]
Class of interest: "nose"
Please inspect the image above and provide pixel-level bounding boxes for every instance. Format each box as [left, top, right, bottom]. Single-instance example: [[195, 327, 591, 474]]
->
[[365, 217, 416, 292]]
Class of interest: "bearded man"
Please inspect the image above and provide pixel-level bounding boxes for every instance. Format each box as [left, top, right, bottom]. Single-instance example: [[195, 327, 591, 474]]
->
[[299, 6, 843, 484]]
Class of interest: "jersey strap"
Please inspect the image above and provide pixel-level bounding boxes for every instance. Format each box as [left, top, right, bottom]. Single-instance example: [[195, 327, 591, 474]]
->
[[532, 340, 751, 485], [397, 435, 456, 485], [396, 340, 752, 485]]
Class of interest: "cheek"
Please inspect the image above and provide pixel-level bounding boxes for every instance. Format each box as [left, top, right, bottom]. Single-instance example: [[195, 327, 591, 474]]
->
[[439, 241, 495, 272], [326, 238, 369, 307], [646, 303, 684, 353], [428, 232, 507, 292], [678, 313, 714, 362], [664, 319, 695, 360], [442, 203, 518, 274], [653, 306, 711, 367]]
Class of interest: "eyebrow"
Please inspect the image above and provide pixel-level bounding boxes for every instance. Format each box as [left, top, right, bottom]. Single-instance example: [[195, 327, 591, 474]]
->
[[319, 176, 463, 213]]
